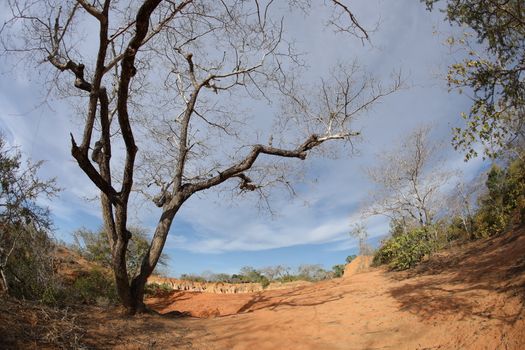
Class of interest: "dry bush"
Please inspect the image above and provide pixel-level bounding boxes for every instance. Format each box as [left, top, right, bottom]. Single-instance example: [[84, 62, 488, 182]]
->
[[0, 296, 86, 349]]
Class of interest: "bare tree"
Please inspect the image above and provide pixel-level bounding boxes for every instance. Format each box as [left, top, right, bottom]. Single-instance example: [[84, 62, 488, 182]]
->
[[1, 0, 400, 313], [260, 265, 290, 281], [365, 125, 456, 230], [349, 222, 372, 255], [297, 264, 331, 281], [446, 174, 486, 239]]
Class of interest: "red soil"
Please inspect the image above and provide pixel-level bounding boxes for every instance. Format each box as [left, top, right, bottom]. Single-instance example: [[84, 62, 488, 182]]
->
[[2, 228, 524, 349], [143, 227, 525, 349]]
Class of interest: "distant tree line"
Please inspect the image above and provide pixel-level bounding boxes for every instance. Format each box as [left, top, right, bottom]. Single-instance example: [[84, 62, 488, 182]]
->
[[178, 255, 357, 287]]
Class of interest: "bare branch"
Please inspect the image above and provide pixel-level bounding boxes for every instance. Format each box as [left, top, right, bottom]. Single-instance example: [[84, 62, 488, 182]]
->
[[330, 0, 369, 40], [76, 0, 103, 20], [187, 132, 358, 194]]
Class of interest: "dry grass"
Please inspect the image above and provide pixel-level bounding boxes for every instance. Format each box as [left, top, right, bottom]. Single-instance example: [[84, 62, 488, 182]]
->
[[0, 296, 87, 349]]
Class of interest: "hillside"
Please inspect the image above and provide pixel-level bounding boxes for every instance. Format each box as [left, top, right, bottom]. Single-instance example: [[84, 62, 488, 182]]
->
[[1, 227, 524, 349]]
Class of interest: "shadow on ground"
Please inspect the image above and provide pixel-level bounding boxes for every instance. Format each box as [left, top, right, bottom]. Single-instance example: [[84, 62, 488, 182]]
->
[[389, 227, 525, 323]]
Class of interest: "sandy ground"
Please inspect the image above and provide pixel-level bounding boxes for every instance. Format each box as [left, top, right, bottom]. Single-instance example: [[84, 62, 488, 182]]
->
[[144, 228, 525, 350], [144, 273, 524, 349], [2, 228, 524, 349]]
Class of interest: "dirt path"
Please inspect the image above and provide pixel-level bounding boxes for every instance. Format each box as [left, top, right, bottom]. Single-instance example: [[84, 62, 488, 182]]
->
[[160, 271, 521, 349], [144, 229, 525, 350], [4, 231, 523, 349]]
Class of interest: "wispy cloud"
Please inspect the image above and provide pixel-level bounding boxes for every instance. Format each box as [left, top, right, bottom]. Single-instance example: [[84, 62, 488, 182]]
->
[[0, 0, 488, 272]]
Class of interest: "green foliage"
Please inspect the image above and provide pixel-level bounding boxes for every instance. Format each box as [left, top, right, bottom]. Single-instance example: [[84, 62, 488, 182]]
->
[[345, 255, 357, 264], [35, 268, 119, 307], [0, 132, 60, 300], [260, 278, 270, 288], [72, 269, 118, 306], [179, 274, 207, 283], [374, 227, 433, 270], [3, 227, 51, 297], [180, 267, 272, 287], [238, 266, 270, 287], [446, 216, 472, 241], [274, 274, 303, 283], [179, 263, 339, 286], [72, 226, 168, 278], [374, 153, 525, 271], [423, 0, 525, 159], [0, 135, 58, 230], [332, 264, 345, 278], [144, 282, 173, 297], [73, 228, 112, 267], [474, 157, 525, 237]]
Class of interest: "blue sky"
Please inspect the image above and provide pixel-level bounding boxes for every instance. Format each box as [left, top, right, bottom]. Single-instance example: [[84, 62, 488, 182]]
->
[[0, 1, 487, 276]]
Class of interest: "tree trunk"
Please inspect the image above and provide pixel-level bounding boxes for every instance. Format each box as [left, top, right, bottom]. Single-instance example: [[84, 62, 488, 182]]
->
[[116, 195, 185, 314], [0, 268, 8, 295]]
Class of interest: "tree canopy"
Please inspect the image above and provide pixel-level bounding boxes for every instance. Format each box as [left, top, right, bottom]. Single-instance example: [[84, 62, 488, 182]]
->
[[424, 0, 525, 159]]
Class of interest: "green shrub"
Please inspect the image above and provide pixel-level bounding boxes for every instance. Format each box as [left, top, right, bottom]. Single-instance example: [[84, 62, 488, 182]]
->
[[372, 154, 525, 271], [374, 227, 433, 270], [0, 133, 59, 301], [445, 216, 471, 241], [236, 266, 271, 286], [275, 274, 302, 283], [40, 283, 69, 307], [3, 226, 61, 302], [144, 282, 173, 297], [472, 158, 525, 238], [180, 274, 207, 283], [72, 269, 118, 305], [72, 226, 168, 279], [260, 278, 270, 289], [332, 264, 345, 278], [345, 255, 357, 263]]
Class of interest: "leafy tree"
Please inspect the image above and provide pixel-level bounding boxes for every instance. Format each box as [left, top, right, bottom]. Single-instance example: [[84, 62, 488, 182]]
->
[[238, 266, 269, 286], [424, 0, 525, 159], [0, 133, 59, 297], [72, 226, 168, 278], [1, 0, 400, 313], [474, 157, 525, 236]]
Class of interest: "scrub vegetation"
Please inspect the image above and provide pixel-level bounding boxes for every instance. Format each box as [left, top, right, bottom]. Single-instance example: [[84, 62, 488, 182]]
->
[[0, 0, 524, 349]]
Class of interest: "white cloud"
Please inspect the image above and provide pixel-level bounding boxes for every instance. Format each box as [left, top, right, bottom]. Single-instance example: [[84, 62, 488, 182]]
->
[[0, 0, 488, 264]]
